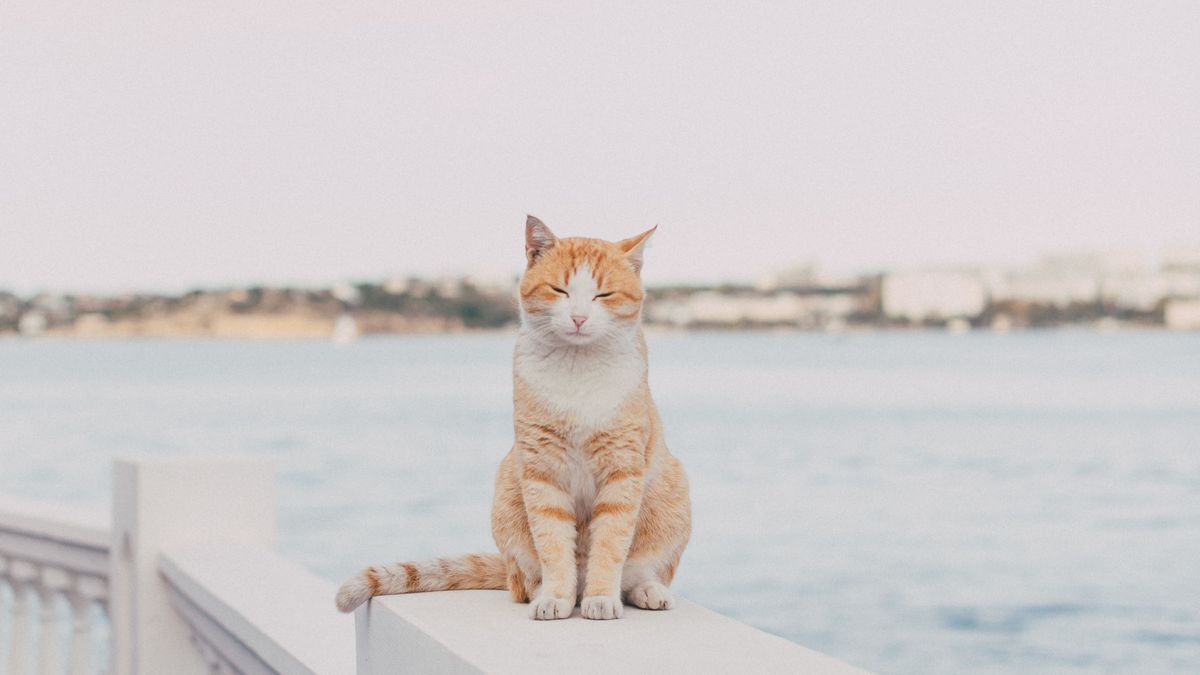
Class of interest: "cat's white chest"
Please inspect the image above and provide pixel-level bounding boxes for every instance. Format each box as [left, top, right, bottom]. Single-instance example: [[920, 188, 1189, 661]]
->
[[514, 341, 645, 431], [562, 439, 598, 519]]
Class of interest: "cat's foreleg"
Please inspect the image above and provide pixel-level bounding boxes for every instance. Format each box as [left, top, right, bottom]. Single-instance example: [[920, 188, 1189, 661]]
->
[[519, 464, 578, 620], [579, 447, 645, 620]]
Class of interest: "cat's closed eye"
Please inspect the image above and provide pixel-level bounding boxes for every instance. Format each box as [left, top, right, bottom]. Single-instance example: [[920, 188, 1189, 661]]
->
[[594, 292, 614, 299], [550, 286, 568, 296]]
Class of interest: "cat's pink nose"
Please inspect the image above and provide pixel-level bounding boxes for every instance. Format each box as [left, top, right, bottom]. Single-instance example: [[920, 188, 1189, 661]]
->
[[571, 315, 588, 329]]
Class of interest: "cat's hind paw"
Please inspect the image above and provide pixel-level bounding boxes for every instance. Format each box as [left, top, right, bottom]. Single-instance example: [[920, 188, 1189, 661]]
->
[[627, 581, 675, 610], [529, 594, 574, 620], [581, 594, 624, 620]]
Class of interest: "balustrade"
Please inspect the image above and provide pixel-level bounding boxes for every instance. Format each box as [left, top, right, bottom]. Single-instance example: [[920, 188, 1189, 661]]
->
[[0, 506, 110, 675]]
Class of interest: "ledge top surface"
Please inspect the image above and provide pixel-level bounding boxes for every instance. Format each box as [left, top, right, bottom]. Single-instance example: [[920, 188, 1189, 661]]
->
[[368, 590, 869, 675]]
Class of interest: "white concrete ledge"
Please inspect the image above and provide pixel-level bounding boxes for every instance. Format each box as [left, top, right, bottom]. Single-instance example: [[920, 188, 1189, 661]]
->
[[356, 590, 870, 675], [161, 544, 355, 675], [0, 494, 109, 577]]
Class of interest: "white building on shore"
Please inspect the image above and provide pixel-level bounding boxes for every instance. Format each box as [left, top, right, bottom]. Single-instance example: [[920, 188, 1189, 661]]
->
[[882, 271, 987, 322], [1165, 299, 1200, 330]]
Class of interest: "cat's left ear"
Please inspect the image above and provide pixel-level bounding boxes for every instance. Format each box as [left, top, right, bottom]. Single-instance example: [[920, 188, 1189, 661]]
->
[[617, 226, 656, 275]]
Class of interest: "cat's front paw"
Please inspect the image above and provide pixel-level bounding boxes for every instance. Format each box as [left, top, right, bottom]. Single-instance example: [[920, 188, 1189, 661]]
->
[[581, 594, 623, 620], [628, 581, 675, 610], [529, 593, 574, 620]]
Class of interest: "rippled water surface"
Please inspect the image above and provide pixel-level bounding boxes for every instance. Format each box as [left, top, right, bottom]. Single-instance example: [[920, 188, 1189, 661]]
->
[[2, 331, 1198, 674]]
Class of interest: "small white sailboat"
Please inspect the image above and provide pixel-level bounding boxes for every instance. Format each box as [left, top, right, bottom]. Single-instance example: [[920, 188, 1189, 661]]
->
[[332, 314, 359, 346]]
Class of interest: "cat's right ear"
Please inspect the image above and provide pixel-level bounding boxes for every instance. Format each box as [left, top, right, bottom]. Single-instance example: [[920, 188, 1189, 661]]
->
[[525, 215, 557, 267]]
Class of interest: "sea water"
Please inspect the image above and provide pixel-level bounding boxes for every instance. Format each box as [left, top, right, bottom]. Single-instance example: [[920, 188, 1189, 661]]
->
[[1, 331, 1198, 674]]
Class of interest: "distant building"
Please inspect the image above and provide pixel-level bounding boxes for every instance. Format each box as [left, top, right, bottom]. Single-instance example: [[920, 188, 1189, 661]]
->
[[18, 310, 48, 336], [996, 270, 1100, 306], [882, 271, 986, 321], [991, 253, 1145, 307], [1103, 270, 1200, 311], [682, 292, 754, 325], [1164, 299, 1200, 330], [644, 297, 692, 327], [741, 294, 806, 324], [646, 288, 864, 328], [794, 292, 864, 326], [331, 283, 362, 305]]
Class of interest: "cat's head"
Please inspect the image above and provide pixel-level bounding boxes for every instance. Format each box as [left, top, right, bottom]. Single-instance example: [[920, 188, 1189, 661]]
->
[[518, 215, 654, 346]]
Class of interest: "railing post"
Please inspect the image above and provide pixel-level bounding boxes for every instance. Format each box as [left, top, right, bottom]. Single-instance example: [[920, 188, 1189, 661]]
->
[[109, 458, 276, 675], [67, 574, 97, 675], [0, 555, 7, 668], [8, 559, 37, 675], [37, 571, 64, 675]]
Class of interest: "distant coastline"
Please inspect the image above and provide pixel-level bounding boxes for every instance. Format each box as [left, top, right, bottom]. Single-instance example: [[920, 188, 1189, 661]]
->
[[5, 256, 1200, 338]]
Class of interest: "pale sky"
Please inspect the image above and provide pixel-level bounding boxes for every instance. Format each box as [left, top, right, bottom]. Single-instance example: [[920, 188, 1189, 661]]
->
[[2, 1, 1197, 294]]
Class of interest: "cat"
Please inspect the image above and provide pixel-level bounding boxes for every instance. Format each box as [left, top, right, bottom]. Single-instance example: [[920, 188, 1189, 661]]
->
[[336, 215, 691, 620]]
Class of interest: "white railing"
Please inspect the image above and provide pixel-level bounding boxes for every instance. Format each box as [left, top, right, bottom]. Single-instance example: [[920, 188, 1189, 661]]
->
[[108, 458, 353, 675], [0, 459, 354, 675], [0, 495, 111, 675], [160, 546, 353, 675], [2, 458, 869, 675]]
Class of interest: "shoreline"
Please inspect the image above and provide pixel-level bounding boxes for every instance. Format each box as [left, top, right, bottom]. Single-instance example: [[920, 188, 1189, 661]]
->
[[0, 323, 1184, 342]]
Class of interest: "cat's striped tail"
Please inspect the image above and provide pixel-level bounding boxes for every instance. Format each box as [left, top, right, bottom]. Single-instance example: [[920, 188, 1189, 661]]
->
[[335, 552, 507, 612]]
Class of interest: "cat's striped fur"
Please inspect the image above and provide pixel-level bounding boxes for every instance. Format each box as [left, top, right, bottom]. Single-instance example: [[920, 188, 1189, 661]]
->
[[336, 216, 691, 620]]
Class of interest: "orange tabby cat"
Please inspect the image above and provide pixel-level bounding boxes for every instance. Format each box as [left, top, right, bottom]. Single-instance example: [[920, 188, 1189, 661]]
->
[[336, 215, 691, 620]]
